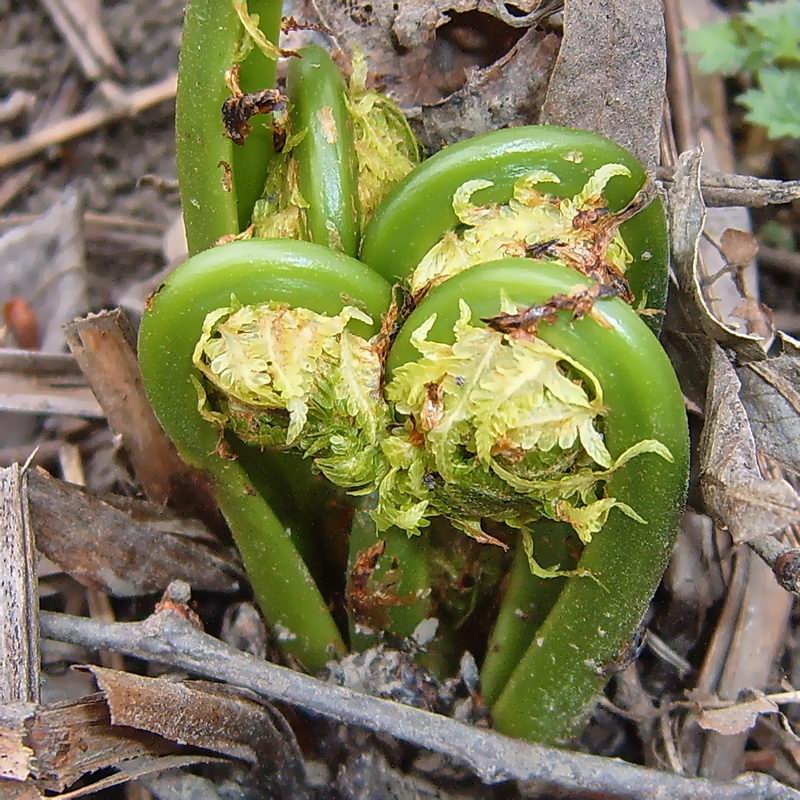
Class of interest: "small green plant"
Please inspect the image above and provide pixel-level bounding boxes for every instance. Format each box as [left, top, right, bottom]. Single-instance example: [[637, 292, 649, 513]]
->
[[140, 0, 689, 746], [686, 0, 800, 139]]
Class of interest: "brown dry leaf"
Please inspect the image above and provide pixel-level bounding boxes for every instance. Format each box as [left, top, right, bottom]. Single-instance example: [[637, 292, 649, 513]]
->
[[86, 667, 308, 796], [668, 148, 769, 362], [739, 354, 800, 478], [410, 26, 558, 149], [294, 0, 557, 150], [11, 695, 173, 793], [540, 0, 665, 169], [697, 692, 779, 736], [699, 345, 800, 543], [730, 298, 774, 342], [28, 468, 243, 596], [49, 755, 227, 800], [720, 228, 759, 268]]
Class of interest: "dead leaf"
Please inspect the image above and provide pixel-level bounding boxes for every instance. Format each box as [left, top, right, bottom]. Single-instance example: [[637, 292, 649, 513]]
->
[[540, 0, 665, 170], [411, 26, 558, 149], [50, 755, 227, 800], [0, 189, 90, 447], [720, 228, 759, 268], [294, 0, 557, 151], [731, 298, 774, 341], [19, 695, 173, 792], [699, 344, 800, 543], [28, 468, 243, 596], [86, 667, 308, 797], [698, 692, 779, 736], [668, 148, 769, 362], [739, 352, 800, 477]]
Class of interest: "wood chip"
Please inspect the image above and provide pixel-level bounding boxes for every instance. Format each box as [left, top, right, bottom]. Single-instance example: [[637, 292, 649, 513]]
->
[[13, 694, 173, 792], [64, 309, 192, 506]]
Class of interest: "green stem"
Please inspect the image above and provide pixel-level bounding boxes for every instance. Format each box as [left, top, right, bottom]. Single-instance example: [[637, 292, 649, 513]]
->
[[139, 239, 392, 669], [288, 45, 361, 254], [480, 522, 575, 706], [232, 0, 284, 232], [177, 0, 282, 254], [347, 495, 433, 647]]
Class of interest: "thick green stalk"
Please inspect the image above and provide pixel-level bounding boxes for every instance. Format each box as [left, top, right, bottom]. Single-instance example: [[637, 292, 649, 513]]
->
[[288, 45, 361, 254], [177, 0, 282, 253], [347, 496, 433, 647], [480, 522, 575, 706], [387, 259, 689, 743], [232, 0, 284, 232], [139, 239, 392, 670]]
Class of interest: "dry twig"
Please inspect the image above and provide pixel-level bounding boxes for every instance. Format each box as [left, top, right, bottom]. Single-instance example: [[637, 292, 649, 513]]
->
[[39, 0, 124, 80], [39, 605, 800, 800], [0, 349, 102, 419], [657, 167, 800, 209], [0, 74, 177, 170]]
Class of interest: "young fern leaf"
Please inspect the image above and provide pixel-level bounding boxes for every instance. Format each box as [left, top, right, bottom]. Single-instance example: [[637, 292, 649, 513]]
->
[[192, 295, 671, 580], [410, 164, 634, 296], [378, 301, 672, 565], [193, 299, 389, 493], [346, 49, 420, 221]]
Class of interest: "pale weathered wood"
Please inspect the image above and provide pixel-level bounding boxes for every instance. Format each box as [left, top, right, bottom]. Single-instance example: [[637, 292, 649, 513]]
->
[[0, 349, 102, 419], [0, 465, 40, 703]]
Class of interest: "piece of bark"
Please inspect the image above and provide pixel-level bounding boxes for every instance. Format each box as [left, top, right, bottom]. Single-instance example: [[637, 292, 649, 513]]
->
[[540, 0, 666, 170], [0, 702, 37, 781], [27, 468, 243, 596], [63, 309, 192, 507], [0, 465, 39, 704]]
